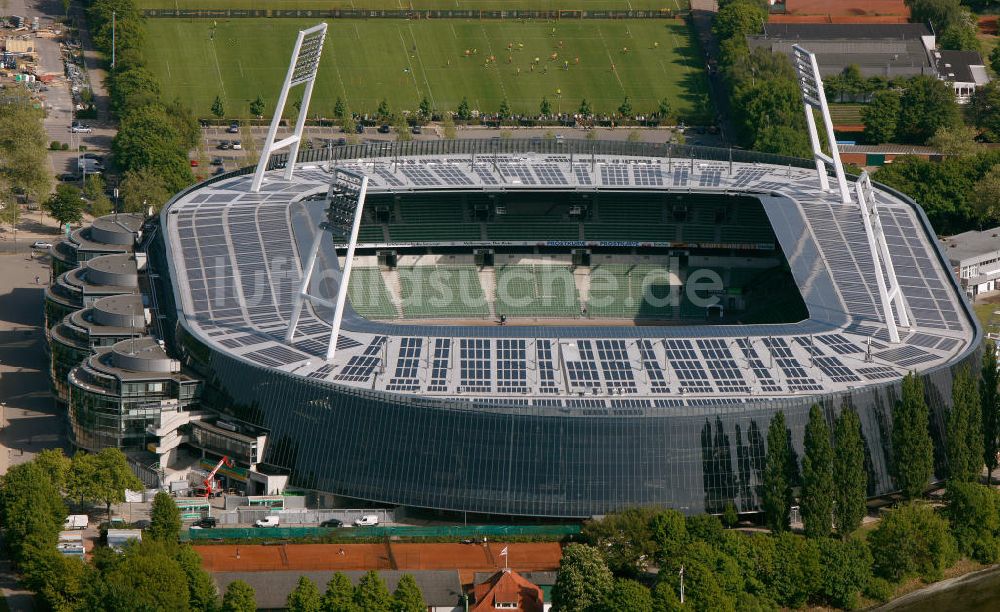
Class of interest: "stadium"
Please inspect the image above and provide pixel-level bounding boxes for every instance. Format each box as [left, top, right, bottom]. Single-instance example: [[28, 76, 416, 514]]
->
[[52, 29, 979, 518], [128, 132, 976, 518]]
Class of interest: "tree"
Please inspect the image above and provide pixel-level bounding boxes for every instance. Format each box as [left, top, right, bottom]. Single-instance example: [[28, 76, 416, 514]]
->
[[33, 448, 71, 492], [939, 10, 980, 52], [0, 461, 67, 567], [818, 537, 873, 610], [928, 125, 980, 156], [984, 341, 1000, 484], [650, 509, 688, 569], [119, 167, 171, 214], [394, 115, 412, 142], [211, 95, 225, 119], [801, 404, 835, 538], [149, 491, 182, 543], [583, 507, 661, 577], [44, 184, 85, 227], [650, 580, 682, 612], [869, 502, 957, 582], [539, 97, 552, 116], [68, 448, 143, 520], [107, 66, 161, 117], [287, 576, 322, 612], [713, 0, 767, 41], [862, 89, 901, 144], [498, 98, 511, 120], [762, 411, 794, 532], [656, 98, 672, 123], [600, 578, 652, 612], [176, 544, 220, 612], [112, 104, 195, 192], [833, 406, 868, 536], [354, 571, 393, 612], [771, 532, 821, 608], [393, 574, 426, 612], [377, 98, 391, 121], [456, 97, 471, 121], [945, 480, 1000, 563], [418, 97, 431, 119], [551, 543, 614, 612], [37, 553, 91, 612], [892, 373, 934, 499], [222, 580, 256, 612], [250, 95, 265, 118], [948, 366, 984, 482], [972, 81, 1000, 142], [908, 0, 965, 33], [442, 114, 456, 139], [992, 45, 1000, 77], [322, 572, 359, 612], [99, 543, 190, 611], [897, 76, 961, 144], [618, 96, 632, 118]]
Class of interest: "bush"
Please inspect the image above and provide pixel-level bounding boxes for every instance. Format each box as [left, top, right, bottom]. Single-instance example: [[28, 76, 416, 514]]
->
[[863, 577, 894, 603], [61, 142, 70, 151], [870, 503, 958, 582], [49, 140, 61, 150]]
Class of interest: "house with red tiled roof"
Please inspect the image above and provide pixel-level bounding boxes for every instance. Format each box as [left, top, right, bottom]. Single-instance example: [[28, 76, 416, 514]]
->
[[472, 569, 544, 612]]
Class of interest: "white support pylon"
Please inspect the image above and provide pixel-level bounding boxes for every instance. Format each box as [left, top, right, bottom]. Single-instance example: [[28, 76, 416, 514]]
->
[[854, 172, 911, 343], [250, 23, 327, 193], [791, 45, 852, 205], [793, 45, 909, 342], [285, 169, 369, 363]]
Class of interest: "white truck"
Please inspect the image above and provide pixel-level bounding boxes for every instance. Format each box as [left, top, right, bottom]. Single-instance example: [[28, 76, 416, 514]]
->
[[107, 529, 142, 551], [63, 514, 89, 530]]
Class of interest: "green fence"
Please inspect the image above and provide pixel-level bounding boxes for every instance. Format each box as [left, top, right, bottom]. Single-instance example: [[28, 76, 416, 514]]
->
[[184, 523, 580, 541]]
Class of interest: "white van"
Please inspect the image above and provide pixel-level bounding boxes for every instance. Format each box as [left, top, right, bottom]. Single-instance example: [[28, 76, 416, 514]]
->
[[254, 515, 280, 528], [354, 514, 379, 526], [63, 514, 89, 530]]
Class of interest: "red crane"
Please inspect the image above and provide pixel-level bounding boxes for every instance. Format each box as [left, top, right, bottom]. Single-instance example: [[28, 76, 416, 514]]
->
[[203, 456, 234, 498]]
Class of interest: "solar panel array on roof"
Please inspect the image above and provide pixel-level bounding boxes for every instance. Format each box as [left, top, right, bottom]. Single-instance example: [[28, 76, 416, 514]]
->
[[387, 337, 422, 392], [697, 338, 750, 394], [564, 340, 601, 391], [428, 338, 451, 392], [638, 340, 670, 393], [459, 338, 491, 392], [496, 339, 528, 393], [664, 339, 712, 392], [431, 164, 474, 186], [596, 340, 636, 394], [600, 165, 629, 186]]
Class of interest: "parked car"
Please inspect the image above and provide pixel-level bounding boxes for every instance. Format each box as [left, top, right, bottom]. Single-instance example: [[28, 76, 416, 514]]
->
[[133, 519, 151, 529], [213, 167, 226, 175], [227, 122, 240, 134], [194, 516, 217, 529], [411, 125, 422, 135], [190, 159, 199, 167], [231, 141, 242, 150], [355, 123, 365, 134], [217, 140, 231, 150], [69, 121, 92, 133], [82, 152, 104, 162], [255, 516, 280, 528], [31, 240, 53, 250], [354, 515, 379, 527], [58, 173, 81, 182], [377, 124, 391, 134], [211, 157, 224, 166], [319, 518, 343, 528]]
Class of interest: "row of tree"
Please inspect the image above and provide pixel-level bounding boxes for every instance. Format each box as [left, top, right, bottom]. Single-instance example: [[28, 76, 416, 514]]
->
[[0, 87, 52, 232], [714, 0, 811, 157], [86, 0, 197, 213]]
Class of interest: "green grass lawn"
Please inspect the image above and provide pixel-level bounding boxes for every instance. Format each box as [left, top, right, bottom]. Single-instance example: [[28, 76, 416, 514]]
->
[[138, 1, 689, 11], [143, 18, 710, 120]]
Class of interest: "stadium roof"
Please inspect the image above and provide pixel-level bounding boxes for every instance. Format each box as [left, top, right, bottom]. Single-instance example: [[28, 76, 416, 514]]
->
[[161, 147, 977, 412]]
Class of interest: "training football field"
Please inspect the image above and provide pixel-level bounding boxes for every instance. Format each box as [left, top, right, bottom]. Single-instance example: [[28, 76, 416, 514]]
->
[[136, 1, 689, 11], [143, 18, 710, 121]]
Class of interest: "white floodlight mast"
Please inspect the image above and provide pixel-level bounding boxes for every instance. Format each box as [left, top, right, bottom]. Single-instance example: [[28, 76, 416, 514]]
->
[[250, 23, 328, 193], [285, 170, 369, 363], [793, 45, 909, 343], [791, 45, 851, 205]]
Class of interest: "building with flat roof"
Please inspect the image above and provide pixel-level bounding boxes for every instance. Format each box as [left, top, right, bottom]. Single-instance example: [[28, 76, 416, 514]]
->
[[943, 227, 1000, 298]]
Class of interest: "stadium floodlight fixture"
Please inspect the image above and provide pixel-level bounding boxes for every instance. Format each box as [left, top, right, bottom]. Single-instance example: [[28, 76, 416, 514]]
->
[[791, 45, 851, 205], [285, 168, 368, 362], [794, 45, 910, 343], [250, 23, 328, 193]]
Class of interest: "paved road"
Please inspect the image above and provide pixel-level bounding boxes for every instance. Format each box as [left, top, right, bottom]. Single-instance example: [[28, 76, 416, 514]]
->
[[688, 0, 733, 145], [0, 252, 65, 612]]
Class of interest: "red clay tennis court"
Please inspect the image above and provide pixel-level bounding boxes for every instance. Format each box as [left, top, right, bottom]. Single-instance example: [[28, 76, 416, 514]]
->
[[196, 541, 563, 583]]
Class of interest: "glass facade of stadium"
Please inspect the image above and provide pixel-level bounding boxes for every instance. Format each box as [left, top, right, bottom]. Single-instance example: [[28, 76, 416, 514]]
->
[[168, 318, 978, 518]]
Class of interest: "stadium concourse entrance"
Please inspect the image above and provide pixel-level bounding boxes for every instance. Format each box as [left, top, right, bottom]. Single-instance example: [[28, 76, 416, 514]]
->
[[340, 191, 807, 326]]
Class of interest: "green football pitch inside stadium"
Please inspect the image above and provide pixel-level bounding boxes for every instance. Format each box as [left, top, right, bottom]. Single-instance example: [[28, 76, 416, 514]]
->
[[137, 1, 689, 11], [143, 18, 710, 120]]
